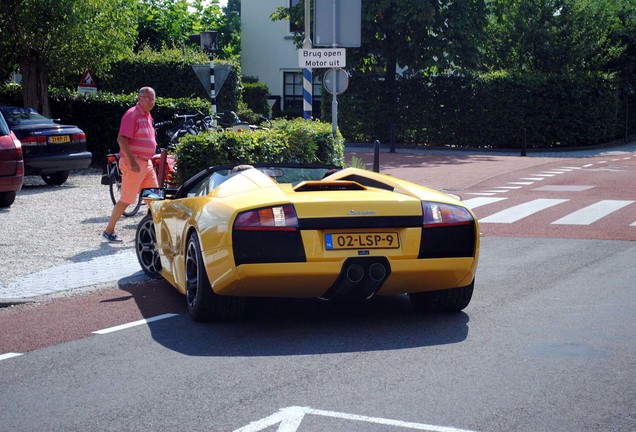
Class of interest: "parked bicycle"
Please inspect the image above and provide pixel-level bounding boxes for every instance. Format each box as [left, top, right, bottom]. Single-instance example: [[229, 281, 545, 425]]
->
[[103, 117, 189, 217]]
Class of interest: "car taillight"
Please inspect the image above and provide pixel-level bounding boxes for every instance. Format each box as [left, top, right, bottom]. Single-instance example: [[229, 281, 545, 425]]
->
[[234, 204, 299, 231], [20, 135, 46, 146], [72, 132, 86, 143], [422, 201, 473, 227], [14, 139, 23, 158]]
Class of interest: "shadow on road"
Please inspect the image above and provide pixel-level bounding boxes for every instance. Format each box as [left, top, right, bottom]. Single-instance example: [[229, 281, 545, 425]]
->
[[118, 280, 471, 357]]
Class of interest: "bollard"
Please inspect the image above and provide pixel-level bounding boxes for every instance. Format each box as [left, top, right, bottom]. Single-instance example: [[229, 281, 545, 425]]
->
[[521, 128, 527, 157], [373, 140, 380, 173]]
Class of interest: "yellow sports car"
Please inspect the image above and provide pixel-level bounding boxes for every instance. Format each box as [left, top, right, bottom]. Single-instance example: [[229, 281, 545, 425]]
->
[[135, 163, 479, 321]]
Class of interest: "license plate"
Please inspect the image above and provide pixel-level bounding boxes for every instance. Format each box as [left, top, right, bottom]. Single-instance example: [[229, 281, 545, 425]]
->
[[325, 232, 399, 250], [48, 135, 70, 143]]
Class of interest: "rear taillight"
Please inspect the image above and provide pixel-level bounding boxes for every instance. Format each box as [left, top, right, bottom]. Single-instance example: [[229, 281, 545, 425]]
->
[[14, 139, 23, 159], [107, 154, 118, 163], [20, 135, 46, 146], [234, 204, 299, 231], [422, 201, 473, 227], [72, 132, 86, 143]]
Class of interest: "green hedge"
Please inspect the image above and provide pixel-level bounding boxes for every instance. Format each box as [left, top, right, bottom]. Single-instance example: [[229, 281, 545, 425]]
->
[[173, 118, 344, 183], [338, 72, 622, 149]]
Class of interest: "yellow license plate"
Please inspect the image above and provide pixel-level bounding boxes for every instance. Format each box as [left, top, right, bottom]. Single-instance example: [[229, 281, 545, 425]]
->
[[325, 232, 399, 250], [48, 135, 70, 143]]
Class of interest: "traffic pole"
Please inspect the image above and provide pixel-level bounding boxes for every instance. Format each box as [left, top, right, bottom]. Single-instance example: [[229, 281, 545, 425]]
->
[[303, 0, 312, 119]]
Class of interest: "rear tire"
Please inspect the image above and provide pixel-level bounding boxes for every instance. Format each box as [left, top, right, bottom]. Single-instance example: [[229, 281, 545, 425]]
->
[[135, 214, 162, 279], [0, 191, 16, 208], [41, 171, 69, 186], [185, 233, 244, 322], [409, 280, 474, 313], [109, 172, 142, 217]]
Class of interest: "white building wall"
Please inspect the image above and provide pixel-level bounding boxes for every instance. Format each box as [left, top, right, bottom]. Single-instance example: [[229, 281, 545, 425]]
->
[[241, 0, 301, 111]]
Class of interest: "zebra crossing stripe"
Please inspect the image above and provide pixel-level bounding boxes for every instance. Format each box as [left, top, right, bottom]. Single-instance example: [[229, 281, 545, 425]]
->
[[462, 197, 508, 209], [480, 199, 568, 223], [551, 200, 635, 225]]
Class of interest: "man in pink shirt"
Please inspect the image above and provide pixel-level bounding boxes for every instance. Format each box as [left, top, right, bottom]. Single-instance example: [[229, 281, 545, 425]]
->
[[103, 87, 159, 242]]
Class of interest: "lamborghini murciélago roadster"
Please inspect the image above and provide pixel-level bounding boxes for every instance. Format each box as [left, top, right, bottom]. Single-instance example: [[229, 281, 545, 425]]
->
[[135, 163, 480, 322]]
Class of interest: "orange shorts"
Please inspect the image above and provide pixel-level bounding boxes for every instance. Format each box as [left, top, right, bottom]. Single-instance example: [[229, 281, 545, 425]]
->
[[119, 156, 158, 204]]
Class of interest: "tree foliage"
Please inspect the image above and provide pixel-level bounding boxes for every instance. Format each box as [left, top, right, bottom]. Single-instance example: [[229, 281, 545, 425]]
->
[[0, 0, 137, 115], [136, 0, 241, 59]]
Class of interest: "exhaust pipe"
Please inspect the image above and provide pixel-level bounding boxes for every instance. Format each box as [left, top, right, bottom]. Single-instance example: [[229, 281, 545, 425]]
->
[[368, 262, 387, 282], [346, 264, 364, 283]]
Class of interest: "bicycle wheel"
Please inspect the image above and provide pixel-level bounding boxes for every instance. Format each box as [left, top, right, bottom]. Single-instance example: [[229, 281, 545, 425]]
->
[[108, 172, 142, 217]]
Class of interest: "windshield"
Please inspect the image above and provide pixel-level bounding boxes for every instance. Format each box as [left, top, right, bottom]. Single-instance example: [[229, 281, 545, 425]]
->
[[179, 164, 341, 199]]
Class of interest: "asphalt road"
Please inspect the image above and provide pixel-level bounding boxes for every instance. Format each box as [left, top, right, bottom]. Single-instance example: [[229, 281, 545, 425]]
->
[[0, 236, 635, 431], [1, 146, 635, 431]]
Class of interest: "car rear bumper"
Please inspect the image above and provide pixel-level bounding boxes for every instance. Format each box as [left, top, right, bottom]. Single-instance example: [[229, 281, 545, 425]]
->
[[210, 255, 478, 298], [0, 161, 24, 193], [24, 151, 92, 175]]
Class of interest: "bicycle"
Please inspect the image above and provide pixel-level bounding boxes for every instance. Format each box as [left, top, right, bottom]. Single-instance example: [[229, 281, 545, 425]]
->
[[105, 153, 143, 217], [103, 116, 195, 217]]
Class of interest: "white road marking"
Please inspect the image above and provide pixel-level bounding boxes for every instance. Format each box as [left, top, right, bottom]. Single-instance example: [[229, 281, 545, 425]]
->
[[233, 406, 480, 432], [552, 200, 634, 225], [481, 189, 510, 193], [532, 185, 594, 192], [508, 182, 535, 185], [531, 173, 556, 177], [520, 177, 545, 181], [462, 197, 508, 209], [480, 199, 568, 223], [542, 171, 567, 174], [92, 313, 179, 335], [493, 186, 523, 190], [0, 352, 23, 361], [631, 221, 636, 227], [465, 192, 498, 196]]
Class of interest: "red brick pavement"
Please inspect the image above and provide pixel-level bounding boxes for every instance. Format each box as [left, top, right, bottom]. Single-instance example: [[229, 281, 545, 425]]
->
[[345, 151, 570, 192]]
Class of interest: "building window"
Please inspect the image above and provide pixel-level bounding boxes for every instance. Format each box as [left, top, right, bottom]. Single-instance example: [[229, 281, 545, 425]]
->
[[283, 71, 322, 116], [289, 0, 301, 33]]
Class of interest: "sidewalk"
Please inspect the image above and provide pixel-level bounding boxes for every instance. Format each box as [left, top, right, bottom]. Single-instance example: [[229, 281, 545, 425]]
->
[[2, 140, 635, 304]]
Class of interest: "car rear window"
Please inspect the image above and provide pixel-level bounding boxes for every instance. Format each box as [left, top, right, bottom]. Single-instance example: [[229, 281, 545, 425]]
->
[[0, 107, 50, 123], [0, 112, 10, 135]]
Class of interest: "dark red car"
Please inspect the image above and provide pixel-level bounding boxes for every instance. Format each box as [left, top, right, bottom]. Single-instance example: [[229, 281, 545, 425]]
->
[[0, 110, 24, 208], [0, 106, 91, 185]]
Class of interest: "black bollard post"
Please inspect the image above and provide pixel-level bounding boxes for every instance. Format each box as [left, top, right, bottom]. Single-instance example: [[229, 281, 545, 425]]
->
[[373, 140, 380, 173], [521, 128, 527, 157]]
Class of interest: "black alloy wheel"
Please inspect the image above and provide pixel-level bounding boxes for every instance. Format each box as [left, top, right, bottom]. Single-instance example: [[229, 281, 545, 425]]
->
[[185, 233, 244, 322], [135, 214, 162, 279]]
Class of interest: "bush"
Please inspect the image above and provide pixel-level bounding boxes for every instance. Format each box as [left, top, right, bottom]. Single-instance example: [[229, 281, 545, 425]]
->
[[338, 71, 622, 148], [173, 119, 344, 183]]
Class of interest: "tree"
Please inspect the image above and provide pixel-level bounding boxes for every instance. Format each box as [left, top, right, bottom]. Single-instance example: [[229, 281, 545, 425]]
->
[[0, 0, 137, 116], [136, 0, 241, 59], [483, 0, 627, 74]]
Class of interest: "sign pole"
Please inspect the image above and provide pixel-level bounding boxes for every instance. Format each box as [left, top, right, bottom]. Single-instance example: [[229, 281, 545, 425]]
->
[[331, 0, 338, 139], [303, 0, 313, 119]]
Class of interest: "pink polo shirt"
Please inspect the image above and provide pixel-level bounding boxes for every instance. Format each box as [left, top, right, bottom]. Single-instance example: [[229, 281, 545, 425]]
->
[[118, 104, 156, 159]]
